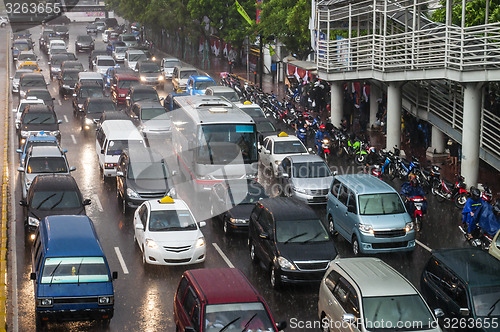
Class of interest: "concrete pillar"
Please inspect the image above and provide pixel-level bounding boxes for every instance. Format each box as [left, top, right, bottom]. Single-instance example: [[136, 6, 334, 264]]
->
[[386, 82, 403, 151], [431, 126, 445, 153], [369, 83, 381, 127], [461, 83, 482, 188], [330, 81, 344, 127]]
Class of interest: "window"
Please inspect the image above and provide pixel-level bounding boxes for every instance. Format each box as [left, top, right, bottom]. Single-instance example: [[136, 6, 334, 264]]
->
[[333, 278, 360, 318], [281, 158, 291, 175], [347, 191, 357, 214], [183, 289, 197, 319], [338, 185, 349, 206], [176, 277, 188, 301], [331, 179, 341, 197], [250, 205, 262, 222], [191, 302, 201, 330], [41, 257, 110, 284], [358, 193, 406, 215], [425, 259, 468, 308], [325, 270, 341, 293], [259, 211, 273, 234], [138, 205, 148, 228], [263, 139, 271, 152]]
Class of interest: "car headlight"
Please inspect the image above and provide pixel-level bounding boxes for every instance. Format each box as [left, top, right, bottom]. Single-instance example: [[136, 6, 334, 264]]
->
[[293, 186, 307, 194], [62, 84, 70, 89], [195, 237, 205, 248], [28, 217, 39, 227], [158, 75, 164, 81], [358, 223, 374, 234], [277, 256, 296, 270], [119, 93, 126, 97], [140, 76, 146, 81], [199, 174, 212, 180], [49, 131, 60, 137], [85, 118, 93, 125], [145, 238, 158, 249], [78, 104, 83, 109], [229, 218, 247, 224], [20, 130, 29, 137], [126, 188, 140, 199], [37, 298, 53, 307], [405, 221, 414, 232], [98, 296, 114, 305]]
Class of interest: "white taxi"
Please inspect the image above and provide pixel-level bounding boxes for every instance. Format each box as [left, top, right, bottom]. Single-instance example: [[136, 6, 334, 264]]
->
[[133, 196, 206, 266], [258, 132, 311, 177]]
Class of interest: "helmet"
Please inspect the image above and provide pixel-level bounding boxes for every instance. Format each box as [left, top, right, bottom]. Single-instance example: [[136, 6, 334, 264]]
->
[[408, 174, 417, 186], [493, 200, 500, 215], [470, 186, 481, 200], [298, 113, 303, 118], [320, 125, 326, 130]]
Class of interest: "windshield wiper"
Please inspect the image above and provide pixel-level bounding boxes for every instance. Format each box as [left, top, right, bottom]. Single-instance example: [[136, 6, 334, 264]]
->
[[284, 232, 308, 244], [49, 261, 62, 287], [76, 258, 83, 286], [35, 193, 57, 209], [240, 313, 257, 332], [50, 192, 65, 210], [488, 297, 500, 316], [303, 231, 324, 243], [26, 117, 40, 124], [40, 117, 53, 124], [219, 316, 240, 332]]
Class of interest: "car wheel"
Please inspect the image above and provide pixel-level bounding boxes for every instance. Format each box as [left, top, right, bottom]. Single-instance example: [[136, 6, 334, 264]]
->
[[270, 265, 281, 289], [328, 215, 337, 235], [0, 23, 6, 28], [249, 242, 259, 264], [352, 235, 360, 256]]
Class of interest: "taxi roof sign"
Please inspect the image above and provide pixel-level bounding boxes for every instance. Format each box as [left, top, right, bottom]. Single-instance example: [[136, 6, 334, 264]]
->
[[278, 132, 288, 137], [159, 196, 174, 204], [243, 101, 252, 105]]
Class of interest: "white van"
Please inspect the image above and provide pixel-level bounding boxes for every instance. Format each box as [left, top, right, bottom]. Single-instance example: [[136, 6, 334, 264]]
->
[[95, 120, 145, 178]]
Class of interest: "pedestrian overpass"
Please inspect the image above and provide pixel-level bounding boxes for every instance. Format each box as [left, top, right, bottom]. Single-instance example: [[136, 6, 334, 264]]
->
[[315, 0, 500, 188]]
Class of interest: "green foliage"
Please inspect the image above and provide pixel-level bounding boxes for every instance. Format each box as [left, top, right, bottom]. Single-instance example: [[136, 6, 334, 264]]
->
[[431, 0, 500, 26]]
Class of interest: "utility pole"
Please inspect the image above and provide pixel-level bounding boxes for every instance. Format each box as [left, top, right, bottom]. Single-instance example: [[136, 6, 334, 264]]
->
[[259, 34, 263, 89]]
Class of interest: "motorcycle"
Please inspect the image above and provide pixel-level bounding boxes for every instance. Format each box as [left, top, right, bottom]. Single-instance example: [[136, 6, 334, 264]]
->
[[480, 184, 493, 203], [431, 175, 468, 208], [297, 128, 307, 146], [371, 164, 383, 179], [395, 156, 420, 180], [407, 196, 426, 232], [319, 138, 331, 161], [417, 165, 441, 192]]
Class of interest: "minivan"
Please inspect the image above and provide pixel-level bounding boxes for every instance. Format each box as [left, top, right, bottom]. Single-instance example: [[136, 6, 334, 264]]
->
[[171, 65, 198, 91], [30, 215, 117, 328], [174, 268, 286, 332], [95, 120, 145, 178], [326, 173, 415, 255]]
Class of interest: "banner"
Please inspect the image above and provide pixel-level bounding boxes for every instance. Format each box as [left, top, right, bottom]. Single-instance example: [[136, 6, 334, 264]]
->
[[256, 0, 263, 24], [235, 0, 253, 26]]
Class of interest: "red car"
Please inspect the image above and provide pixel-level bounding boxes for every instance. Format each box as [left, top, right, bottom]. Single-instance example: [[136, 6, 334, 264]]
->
[[111, 73, 139, 104], [174, 268, 286, 332]]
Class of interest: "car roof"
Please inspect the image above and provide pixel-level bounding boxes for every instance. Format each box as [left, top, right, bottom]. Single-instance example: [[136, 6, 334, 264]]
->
[[258, 197, 318, 221], [127, 49, 145, 54], [148, 197, 190, 211], [206, 86, 236, 93], [130, 86, 157, 93], [100, 120, 143, 140], [333, 257, 418, 297], [133, 101, 164, 108], [79, 72, 103, 79], [21, 73, 45, 79], [25, 133, 58, 142], [333, 174, 397, 195], [101, 111, 129, 121], [175, 65, 197, 71], [431, 248, 500, 287], [267, 134, 302, 142], [189, 75, 214, 81], [31, 174, 78, 191], [24, 104, 52, 113], [96, 55, 114, 61], [185, 268, 262, 304], [287, 154, 326, 163], [40, 215, 104, 258], [29, 145, 64, 157], [115, 73, 138, 80]]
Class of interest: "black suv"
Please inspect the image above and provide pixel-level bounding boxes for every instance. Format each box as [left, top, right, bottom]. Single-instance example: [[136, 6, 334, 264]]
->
[[116, 148, 172, 212], [53, 25, 69, 40], [248, 197, 337, 289], [75, 35, 94, 52], [421, 248, 500, 331], [125, 86, 161, 111], [72, 82, 105, 116], [58, 68, 80, 97], [81, 97, 117, 132], [18, 104, 61, 146], [210, 179, 268, 235], [20, 174, 90, 241]]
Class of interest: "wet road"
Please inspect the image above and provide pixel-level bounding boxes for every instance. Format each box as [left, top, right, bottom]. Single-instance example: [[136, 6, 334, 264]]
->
[[9, 23, 469, 331]]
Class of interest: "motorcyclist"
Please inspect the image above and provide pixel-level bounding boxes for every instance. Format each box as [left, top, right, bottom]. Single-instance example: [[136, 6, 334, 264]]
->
[[400, 174, 427, 216], [462, 186, 484, 238], [467, 199, 500, 240], [294, 113, 307, 141], [315, 125, 330, 155]]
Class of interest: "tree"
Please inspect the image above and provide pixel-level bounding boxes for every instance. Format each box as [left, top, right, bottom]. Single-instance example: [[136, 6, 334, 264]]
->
[[258, 0, 312, 59], [431, 0, 500, 26]]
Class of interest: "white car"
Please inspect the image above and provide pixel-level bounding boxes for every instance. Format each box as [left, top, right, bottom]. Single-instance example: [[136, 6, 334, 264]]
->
[[112, 46, 128, 62], [133, 196, 206, 266], [13, 96, 45, 130], [124, 50, 147, 72], [0, 16, 8, 28], [160, 57, 181, 79], [94, 55, 116, 75], [259, 132, 311, 177]]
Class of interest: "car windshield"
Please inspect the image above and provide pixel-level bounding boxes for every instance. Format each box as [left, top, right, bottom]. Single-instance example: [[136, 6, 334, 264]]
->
[[363, 295, 435, 331], [27, 157, 68, 174], [54, 26, 68, 32], [51, 57, 67, 65], [129, 53, 147, 61], [358, 193, 406, 215], [197, 124, 258, 164], [18, 55, 36, 61], [14, 42, 30, 50], [80, 87, 104, 98], [204, 302, 275, 331], [128, 161, 168, 180], [121, 35, 136, 41], [30, 190, 81, 210], [21, 78, 46, 87], [141, 108, 167, 121], [62, 72, 79, 80], [23, 113, 56, 124], [227, 184, 268, 205], [292, 162, 331, 178], [118, 79, 139, 89], [148, 210, 197, 231], [194, 80, 215, 90], [471, 285, 500, 317], [97, 59, 115, 67], [133, 91, 159, 102], [50, 48, 66, 55], [276, 219, 329, 243], [140, 63, 160, 73], [242, 107, 265, 117], [180, 70, 198, 79], [106, 140, 143, 156], [64, 63, 84, 70], [115, 47, 128, 53], [27, 91, 51, 101], [256, 121, 276, 133], [164, 60, 180, 68], [15, 71, 31, 79], [20, 64, 38, 71], [41, 257, 109, 284], [78, 36, 92, 42], [274, 140, 307, 154], [88, 101, 115, 114]]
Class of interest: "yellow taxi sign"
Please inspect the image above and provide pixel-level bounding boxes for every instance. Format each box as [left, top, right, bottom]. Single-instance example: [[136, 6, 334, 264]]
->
[[243, 101, 251, 105], [278, 132, 288, 137], [159, 196, 174, 204]]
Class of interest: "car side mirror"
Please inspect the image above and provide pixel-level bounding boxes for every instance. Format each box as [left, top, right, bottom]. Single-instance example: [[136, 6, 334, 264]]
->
[[12, 109, 16, 113], [171, 170, 178, 176], [30, 272, 36, 280], [57, 120, 62, 124], [282, 172, 289, 178], [112, 271, 118, 280], [199, 221, 206, 228], [459, 308, 469, 316], [308, 147, 313, 153], [100, 149, 105, 154], [83, 198, 91, 206], [72, 93, 76, 97], [116, 171, 124, 177], [46, 82, 50, 86], [47, 61, 51, 65], [135, 223, 144, 230], [160, 97, 164, 101], [62, 149, 68, 153], [259, 232, 269, 240], [16, 149, 22, 153], [69, 166, 76, 172], [125, 96, 130, 100], [434, 308, 445, 318], [347, 204, 356, 214], [19, 200, 28, 207], [40, 69, 43, 72], [17, 167, 25, 172], [276, 321, 287, 331]]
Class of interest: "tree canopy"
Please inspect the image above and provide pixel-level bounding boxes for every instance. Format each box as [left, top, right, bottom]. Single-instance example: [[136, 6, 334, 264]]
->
[[431, 0, 500, 26]]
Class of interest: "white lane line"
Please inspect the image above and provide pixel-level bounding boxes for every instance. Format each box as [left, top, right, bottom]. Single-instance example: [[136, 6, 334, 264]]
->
[[52, 86, 58, 94], [114, 247, 129, 274], [91, 194, 103, 212], [58, 99, 62, 106], [71, 134, 76, 144], [212, 243, 235, 268], [416, 239, 432, 252], [63, 115, 68, 122]]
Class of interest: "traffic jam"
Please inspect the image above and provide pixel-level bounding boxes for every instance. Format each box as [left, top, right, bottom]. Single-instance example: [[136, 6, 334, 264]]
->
[[8, 17, 500, 332]]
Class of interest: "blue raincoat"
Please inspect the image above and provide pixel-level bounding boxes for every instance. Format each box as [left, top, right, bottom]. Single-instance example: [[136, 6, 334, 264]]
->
[[462, 198, 485, 233], [471, 202, 500, 236]]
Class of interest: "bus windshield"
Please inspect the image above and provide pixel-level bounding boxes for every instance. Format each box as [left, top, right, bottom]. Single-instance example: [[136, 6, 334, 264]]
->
[[197, 124, 257, 164]]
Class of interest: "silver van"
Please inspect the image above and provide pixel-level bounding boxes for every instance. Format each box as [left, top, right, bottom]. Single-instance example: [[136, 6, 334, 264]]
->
[[326, 174, 414, 255], [171, 65, 198, 91], [318, 257, 442, 332]]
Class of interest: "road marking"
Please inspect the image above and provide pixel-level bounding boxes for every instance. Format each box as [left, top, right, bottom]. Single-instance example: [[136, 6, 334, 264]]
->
[[212, 243, 235, 268], [71, 134, 76, 144], [58, 99, 62, 106], [63, 115, 68, 122], [91, 194, 103, 212], [415, 239, 432, 252], [114, 247, 129, 274], [52, 86, 58, 94]]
